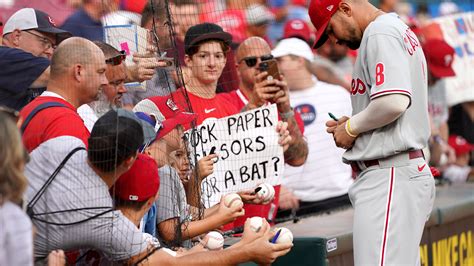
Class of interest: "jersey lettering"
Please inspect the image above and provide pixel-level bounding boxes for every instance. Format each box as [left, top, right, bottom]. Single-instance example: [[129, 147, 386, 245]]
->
[[351, 78, 367, 95], [375, 63, 385, 86], [403, 29, 420, 56]]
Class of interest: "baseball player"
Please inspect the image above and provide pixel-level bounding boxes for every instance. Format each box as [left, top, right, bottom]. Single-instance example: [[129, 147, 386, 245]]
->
[[309, 0, 435, 265]]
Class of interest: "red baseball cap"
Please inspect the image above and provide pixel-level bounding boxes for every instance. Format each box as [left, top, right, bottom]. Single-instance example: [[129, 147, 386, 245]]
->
[[133, 96, 197, 140], [283, 19, 315, 45], [448, 135, 474, 156], [113, 154, 160, 202], [308, 0, 341, 48], [422, 39, 456, 78]]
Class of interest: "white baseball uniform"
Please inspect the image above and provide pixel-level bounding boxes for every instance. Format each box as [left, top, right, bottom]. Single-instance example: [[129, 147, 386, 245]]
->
[[346, 13, 435, 265]]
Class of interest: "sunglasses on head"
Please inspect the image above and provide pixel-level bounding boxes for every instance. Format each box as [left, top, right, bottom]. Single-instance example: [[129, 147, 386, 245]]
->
[[105, 50, 126, 66], [239, 54, 274, 68]]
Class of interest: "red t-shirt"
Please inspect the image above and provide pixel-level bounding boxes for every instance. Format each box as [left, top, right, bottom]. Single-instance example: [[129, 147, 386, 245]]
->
[[171, 88, 239, 128], [20, 96, 90, 152], [217, 89, 306, 228]]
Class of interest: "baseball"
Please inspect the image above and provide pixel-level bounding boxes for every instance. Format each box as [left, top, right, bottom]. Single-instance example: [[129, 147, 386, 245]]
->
[[255, 183, 275, 204], [274, 227, 293, 244], [223, 193, 243, 209], [205, 231, 224, 250], [249, 217, 264, 232]]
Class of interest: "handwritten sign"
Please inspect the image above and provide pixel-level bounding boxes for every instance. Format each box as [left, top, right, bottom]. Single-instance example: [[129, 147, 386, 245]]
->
[[104, 24, 148, 88], [184, 104, 284, 208]]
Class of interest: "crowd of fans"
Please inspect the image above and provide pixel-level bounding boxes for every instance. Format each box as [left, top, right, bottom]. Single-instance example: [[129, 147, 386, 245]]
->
[[0, 0, 472, 265]]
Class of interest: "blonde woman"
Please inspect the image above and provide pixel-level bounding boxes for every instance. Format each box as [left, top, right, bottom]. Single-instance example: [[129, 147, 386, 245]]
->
[[0, 110, 32, 265]]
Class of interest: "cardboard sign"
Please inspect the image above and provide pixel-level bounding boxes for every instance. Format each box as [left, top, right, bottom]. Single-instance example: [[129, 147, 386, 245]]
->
[[184, 104, 284, 208], [424, 12, 474, 106]]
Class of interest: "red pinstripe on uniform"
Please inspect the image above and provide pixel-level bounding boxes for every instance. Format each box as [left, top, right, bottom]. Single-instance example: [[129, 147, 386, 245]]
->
[[380, 167, 395, 266]]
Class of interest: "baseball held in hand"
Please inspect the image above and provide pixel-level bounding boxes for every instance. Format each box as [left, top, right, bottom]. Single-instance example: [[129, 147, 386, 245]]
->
[[274, 227, 293, 244], [224, 193, 243, 209], [249, 216, 264, 232], [255, 183, 275, 204], [205, 231, 224, 250]]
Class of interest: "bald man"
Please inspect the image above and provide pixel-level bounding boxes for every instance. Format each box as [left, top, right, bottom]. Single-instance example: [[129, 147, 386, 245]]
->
[[20, 37, 108, 152], [218, 37, 308, 228]]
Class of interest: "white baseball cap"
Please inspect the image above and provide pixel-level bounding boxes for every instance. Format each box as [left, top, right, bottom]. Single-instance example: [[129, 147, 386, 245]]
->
[[246, 4, 275, 26], [272, 38, 314, 62], [3, 8, 71, 42]]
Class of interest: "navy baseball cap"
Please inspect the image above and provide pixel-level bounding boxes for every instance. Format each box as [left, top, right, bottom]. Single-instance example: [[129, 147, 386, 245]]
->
[[184, 23, 232, 55], [3, 8, 72, 43]]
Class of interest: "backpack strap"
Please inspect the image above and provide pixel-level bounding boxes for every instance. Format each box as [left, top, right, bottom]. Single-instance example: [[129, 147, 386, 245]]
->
[[21, 102, 68, 133]]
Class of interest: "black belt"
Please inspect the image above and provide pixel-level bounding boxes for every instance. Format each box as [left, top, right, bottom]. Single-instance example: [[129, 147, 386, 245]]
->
[[350, 150, 424, 173]]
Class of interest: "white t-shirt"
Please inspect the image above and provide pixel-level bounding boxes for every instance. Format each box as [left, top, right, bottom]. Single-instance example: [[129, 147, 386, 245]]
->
[[77, 104, 98, 133], [0, 201, 33, 266], [282, 79, 353, 201]]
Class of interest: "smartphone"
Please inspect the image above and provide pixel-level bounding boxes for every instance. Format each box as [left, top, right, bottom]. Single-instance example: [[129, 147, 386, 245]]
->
[[258, 59, 281, 81]]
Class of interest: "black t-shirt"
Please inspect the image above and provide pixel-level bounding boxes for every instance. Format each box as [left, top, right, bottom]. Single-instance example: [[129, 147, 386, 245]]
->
[[0, 46, 50, 110]]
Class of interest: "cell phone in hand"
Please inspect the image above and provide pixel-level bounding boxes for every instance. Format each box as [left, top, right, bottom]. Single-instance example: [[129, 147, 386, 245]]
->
[[258, 59, 281, 81]]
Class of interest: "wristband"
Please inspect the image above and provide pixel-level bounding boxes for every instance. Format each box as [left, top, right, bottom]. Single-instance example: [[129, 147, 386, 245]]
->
[[345, 119, 358, 138], [279, 108, 294, 120]]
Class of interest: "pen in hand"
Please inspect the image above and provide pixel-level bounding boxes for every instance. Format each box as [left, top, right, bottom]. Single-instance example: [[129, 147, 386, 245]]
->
[[328, 112, 339, 122], [271, 229, 282, 243]]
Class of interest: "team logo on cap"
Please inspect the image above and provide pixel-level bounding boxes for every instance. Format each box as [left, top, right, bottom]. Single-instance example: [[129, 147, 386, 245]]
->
[[444, 54, 453, 67], [166, 98, 178, 111], [295, 104, 316, 126], [326, 5, 334, 11], [291, 20, 304, 30], [48, 16, 57, 27]]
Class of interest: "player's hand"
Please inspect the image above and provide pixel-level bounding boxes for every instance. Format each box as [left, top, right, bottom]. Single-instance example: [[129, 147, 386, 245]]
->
[[129, 52, 170, 82], [216, 195, 245, 224], [327, 116, 356, 149], [278, 186, 300, 210], [276, 121, 292, 152], [237, 188, 265, 205], [197, 154, 218, 180], [254, 71, 281, 103]]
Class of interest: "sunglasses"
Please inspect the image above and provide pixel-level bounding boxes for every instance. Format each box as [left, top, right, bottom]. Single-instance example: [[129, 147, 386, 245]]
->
[[105, 50, 127, 66], [239, 54, 274, 68]]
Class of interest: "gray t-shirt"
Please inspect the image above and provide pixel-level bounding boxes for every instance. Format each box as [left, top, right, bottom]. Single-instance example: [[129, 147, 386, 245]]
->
[[25, 136, 148, 262], [428, 79, 449, 128], [156, 165, 189, 247], [343, 13, 430, 162], [0, 201, 33, 266]]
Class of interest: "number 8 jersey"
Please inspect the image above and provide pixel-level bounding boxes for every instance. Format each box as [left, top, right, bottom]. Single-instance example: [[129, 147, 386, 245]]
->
[[343, 13, 430, 162]]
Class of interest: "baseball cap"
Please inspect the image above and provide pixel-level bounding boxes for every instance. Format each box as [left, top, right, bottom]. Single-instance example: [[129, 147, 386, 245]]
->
[[272, 38, 315, 62], [422, 39, 456, 78], [283, 19, 315, 45], [113, 154, 160, 202], [308, 0, 341, 48], [133, 96, 197, 140], [448, 135, 474, 156], [184, 23, 233, 54], [3, 8, 71, 43], [245, 4, 275, 26]]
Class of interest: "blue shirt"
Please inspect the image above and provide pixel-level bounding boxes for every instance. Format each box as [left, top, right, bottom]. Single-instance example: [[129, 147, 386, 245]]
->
[[61, 8, 104, 41], [0, 46, 49, 110]]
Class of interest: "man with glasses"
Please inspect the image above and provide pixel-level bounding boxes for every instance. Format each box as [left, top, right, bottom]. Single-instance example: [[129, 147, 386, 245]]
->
[[0, 8, 71, 110], [78, 41, 129, 132], [218, 36, 308, 229]]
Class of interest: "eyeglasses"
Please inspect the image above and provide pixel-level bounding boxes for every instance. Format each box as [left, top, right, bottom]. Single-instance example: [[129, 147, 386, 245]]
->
[[24, 30, 56, 50], [105, 51, 127, 66], [239, 54, 274, 68]]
